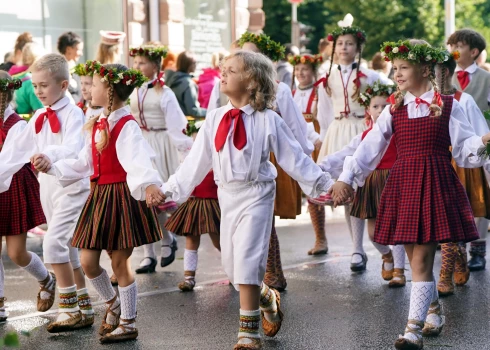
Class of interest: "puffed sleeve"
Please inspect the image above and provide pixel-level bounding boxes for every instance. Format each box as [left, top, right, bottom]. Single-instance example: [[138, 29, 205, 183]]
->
[[0, 119, 37, 192], [42, 107, 85, 164], [160, 88, 193, 152], [318, 133, 362, 179], [461, 94, 489, 137], [275, 82, 313, 155], [269, 113, 334, 197], [316, 86, 334, 141], [163, 111, 214, 203], [116, 121, 163, 200], [450, 100, 487, 168], [306, 122, 320, 144], [338, 106, 393, 186]]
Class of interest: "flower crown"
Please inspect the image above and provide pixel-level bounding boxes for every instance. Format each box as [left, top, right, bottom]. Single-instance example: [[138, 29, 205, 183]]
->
[[358, 81, 396, 108], [74, 62, 95, 77], [129, 46, 168, 59], [0, 78, 22, 92], [381, 40, 448, 64], [86, 60, 147, 87], [288, 54, 323, 67], [327, 26, 366, 44], [238, 32, 285, 62]]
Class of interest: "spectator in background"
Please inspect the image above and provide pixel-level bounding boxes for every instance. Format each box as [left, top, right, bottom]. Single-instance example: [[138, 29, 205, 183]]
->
[[476, 49, 490, 72], [317, 37, 333, 78], [276, 43, 300, 89], [166, 51, 206, 117], [197, 50, 228, 109], [57, 31, 84, 102], [95, 30, 126, 64], [162, 51, 177, 72], [371, 52, 393, 83], [11, 42, 46, 115], [0, 52, 15, 72], [0, 32, 33, 72]]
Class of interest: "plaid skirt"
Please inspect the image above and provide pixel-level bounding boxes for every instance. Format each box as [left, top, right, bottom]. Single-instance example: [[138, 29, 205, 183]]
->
[[165, 197, 220, 236], [350, 169, 389, 219], [72, 182, 163, 250], [0, 165, 46, 236], [451, 160, 490, 219]]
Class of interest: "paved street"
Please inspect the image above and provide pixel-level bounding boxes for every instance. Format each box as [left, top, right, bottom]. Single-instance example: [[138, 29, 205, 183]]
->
[[1, 204, 489, 350]]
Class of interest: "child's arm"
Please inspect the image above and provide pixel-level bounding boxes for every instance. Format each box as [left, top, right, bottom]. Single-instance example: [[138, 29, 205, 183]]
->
[[269, 112, 334, 197], [276, 82, 313, 156], [41, 108, 85, 164], [306, 122, 321, 150], [161, 89, 194, 152], [318, 133, 363, 179], [0, 117, 37, 192]]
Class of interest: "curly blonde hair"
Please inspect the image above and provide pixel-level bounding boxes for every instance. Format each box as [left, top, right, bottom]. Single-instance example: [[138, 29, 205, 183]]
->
[[391, 39, 443, 117], [222, 50, 277, 111]]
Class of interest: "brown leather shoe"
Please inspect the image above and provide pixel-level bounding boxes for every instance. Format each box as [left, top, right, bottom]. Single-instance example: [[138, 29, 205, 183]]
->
[[437, 270, 454, 296], [454, 244, 470, 286], [99, 295, 121, 336], [99, 318, 138, 344], [261, 288, 284, 337], [381, 251, 394, 281], [46, 311, 82, 333], [73, 313, 94, 330], [233, 337, 263, 350], [37, 272, 56, 312], [388, 269, 406, 288]]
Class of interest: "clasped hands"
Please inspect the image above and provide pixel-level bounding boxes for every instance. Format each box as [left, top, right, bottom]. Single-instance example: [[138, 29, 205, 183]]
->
[[30, 154, 51, 173], [328, 181, 355, 207]]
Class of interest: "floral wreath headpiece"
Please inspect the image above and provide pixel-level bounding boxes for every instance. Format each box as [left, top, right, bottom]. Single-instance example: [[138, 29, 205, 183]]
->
[[73, 62, 95, 77], [0, 78, 22, 92], [288, 54, 323, 67], [442, 50, 460, 62], [381, 40, 448, 64], [129, 46, 168, 59], [86, 60, 147, 87], [238, 32, 285, 62], [327, 26, 366, 44], [358, 81, 396, 108]]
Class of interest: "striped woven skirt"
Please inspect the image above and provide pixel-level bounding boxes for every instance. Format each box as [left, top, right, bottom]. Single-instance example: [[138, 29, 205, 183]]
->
[[72, 182, 163, 250], [165, 197, 220, 237], [350, 169, 389, 219]]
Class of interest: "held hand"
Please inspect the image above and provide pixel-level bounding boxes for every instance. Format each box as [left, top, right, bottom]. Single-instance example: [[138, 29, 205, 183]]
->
[[31, 154, 52, 173], [330, 181, 354, 208], [482, 132, 490, 146], [145, 184, 166, 207]]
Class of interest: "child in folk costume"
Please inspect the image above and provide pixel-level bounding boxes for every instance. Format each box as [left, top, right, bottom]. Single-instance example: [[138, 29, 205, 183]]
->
[[238, 33, 314, 291], [318, 81, 407, 287], [435, 52, 490, 295], [0, 54, 94, 332], [447, 29, 490, 271], [164, 121, 221, 292], [161, 50, 334, 350], [330, 40, 490, 350], [129, 46, 193, 273], [74, 63, 102, 120], [0, 74, 51, 321], [38, 62, 164, 343], [313, 26, 390, 270]]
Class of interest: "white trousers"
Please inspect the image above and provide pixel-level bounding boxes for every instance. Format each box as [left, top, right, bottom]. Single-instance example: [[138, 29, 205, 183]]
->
[[218, 181, 276, 290], [39, 173, 89, 267]]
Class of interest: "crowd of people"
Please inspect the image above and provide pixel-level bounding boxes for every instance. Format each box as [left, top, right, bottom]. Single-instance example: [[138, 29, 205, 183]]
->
[[0, 19, 490, 350]]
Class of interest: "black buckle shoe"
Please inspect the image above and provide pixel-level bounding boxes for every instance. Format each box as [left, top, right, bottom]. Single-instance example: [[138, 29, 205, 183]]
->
[[350, 253, 368, 272], [468, 254, 486, 271], [161, 236, 178, 268], [135, 257, 157, 274]]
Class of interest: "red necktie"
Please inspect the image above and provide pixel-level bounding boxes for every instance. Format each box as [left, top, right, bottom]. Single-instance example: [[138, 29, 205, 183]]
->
[[35, 108, 61, 134], [415, 97, 430, 108], [457, 71, 470, 90], [214, 108, 247, 152]]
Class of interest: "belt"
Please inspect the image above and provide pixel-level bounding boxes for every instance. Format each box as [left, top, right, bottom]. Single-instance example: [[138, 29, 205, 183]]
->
[[141, 127, 167, 131], [335, 112, 364, 120]]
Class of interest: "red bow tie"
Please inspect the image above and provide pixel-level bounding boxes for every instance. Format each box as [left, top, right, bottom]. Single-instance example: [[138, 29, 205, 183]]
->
[[214, 108, 247, 152], [415, 97, 430, 108], [35, 108, 61, 134], [457, 71, 470, 90]]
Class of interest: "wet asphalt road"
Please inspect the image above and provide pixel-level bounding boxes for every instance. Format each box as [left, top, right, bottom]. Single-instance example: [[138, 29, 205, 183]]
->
[[1, 205, 489, 350]]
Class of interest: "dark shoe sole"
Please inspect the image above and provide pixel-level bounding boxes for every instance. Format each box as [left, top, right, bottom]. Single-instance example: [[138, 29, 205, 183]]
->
[[99, 331, 138, 344]]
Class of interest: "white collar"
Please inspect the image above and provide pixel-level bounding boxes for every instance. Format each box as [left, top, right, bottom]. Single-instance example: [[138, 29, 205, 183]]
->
[[100, 105, 131, 123], [404, 89, 434, 106], [225, 101, 255, 116], [455, 62, 478, 74], [3, 105, 14, 121], [48, 96, 70, 111]]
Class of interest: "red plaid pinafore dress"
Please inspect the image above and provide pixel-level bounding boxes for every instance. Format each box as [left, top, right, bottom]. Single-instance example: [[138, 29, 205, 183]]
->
[[374, 95, 479, 245], [0, 113, 46, 236]]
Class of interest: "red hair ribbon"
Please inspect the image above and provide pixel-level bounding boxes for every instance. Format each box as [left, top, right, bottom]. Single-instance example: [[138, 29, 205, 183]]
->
[[0, 119, 6, 146], [314, 74, 328, 88], [97, 118, 110, 131], [353, 71, 367, 89], [434, 91, 443, 107], [387, 93, 397, 105]]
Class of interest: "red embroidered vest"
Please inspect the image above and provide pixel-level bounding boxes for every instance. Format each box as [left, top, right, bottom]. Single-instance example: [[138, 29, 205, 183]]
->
[[361, 126, 397, 169], [91, 115, 135, 184], [192, 171, 218, 199]]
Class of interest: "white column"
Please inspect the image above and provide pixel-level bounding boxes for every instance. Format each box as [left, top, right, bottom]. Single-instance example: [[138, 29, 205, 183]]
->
[[444, 0, 455, 44]]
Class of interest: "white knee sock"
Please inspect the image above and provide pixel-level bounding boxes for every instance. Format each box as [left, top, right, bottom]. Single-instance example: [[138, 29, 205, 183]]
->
[[350, 216, 366, 263], [0, 258, 4, 298], [475, 217, 488, 241], [404, 281, 434, 341], [22, 253, 54, 300], [140, 243, 157, 266], [111, 281, 137, 334], [425, 274, 444, 327], [161, 230, 174, 258], [393, 245, 406, 270], [184, 249, 198, 272], [372, 242, 391, 255], [89, 269, 120, 326]]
